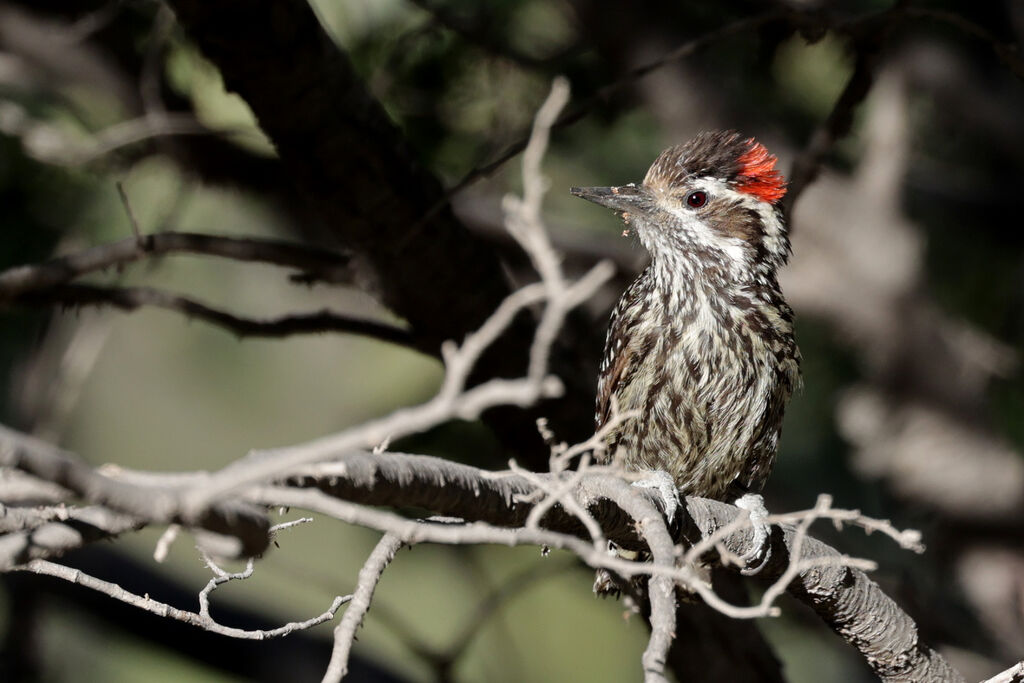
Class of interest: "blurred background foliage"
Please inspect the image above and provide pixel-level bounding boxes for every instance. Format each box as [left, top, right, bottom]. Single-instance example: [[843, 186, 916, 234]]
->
[[1, 0, 1022, 681]]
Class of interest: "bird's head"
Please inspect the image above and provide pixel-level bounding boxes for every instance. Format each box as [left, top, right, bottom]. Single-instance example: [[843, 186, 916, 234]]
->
[[571, 131, 790, 282]]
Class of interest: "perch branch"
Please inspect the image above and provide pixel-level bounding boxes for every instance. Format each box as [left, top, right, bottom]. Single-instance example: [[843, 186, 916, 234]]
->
[[1, 422, 963, 681]]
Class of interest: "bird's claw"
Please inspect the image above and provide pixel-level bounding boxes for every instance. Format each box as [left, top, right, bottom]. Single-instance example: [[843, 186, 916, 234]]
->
[[735, 493, 772, 575], [632, 470, 680, 523]]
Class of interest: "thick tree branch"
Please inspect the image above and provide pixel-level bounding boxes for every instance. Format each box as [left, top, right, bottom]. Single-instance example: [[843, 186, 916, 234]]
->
[[0, 504, 141, 568], [253, 452, 954, 681], [164, 0, 516, 358], [0, 425, 270, 559]]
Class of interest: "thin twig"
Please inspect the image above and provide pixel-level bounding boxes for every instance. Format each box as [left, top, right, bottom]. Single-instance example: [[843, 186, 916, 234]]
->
[[322, 534, 404, 683], [413, 11, 782, 227], [904, 8, 1024, 81], [115, 181, 144, 247], [551, 398, 639, 471], [13, 559, 348, 639], [440, 560, 571, 664], [16, 284, 416, 349], [405, 0, 574, 69], [772, 496, 924, 553], [0, 231, 354, 300], [153, 524, 181, 562], [512, 455, 605, 547]]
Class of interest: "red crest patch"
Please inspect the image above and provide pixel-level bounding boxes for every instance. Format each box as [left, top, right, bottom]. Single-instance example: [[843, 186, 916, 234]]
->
[[735, 139, 786, 204]]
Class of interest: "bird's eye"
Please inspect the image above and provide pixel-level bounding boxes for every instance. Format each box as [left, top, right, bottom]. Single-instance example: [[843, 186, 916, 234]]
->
[[685, 191, 708, 208]]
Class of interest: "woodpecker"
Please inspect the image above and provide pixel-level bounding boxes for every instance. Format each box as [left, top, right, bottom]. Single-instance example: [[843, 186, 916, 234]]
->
[[571, 131, 800, 571]]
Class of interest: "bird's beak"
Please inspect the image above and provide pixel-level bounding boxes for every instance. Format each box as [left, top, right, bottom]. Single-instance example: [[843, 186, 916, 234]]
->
[[570, 185, 649, 213]]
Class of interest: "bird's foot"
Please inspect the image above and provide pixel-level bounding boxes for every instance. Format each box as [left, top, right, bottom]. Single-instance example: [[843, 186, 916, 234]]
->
[[593, 567, 621, 597], [735, 493, 772, 575], [631, 469, 680, 523]]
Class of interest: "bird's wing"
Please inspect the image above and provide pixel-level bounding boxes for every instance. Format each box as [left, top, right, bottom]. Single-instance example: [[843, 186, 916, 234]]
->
[[595, 322, 636, 430], [595, 272, 652, 431]]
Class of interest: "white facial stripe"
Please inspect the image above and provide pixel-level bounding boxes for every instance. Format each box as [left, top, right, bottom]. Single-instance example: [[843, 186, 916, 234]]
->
[[653, 177, 752, 273]]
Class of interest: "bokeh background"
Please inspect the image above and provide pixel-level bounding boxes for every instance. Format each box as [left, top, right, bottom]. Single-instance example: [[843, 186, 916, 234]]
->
[[1, 0, 1022, 681]]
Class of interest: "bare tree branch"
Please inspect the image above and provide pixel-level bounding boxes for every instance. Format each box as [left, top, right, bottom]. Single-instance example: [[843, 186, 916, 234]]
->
[[680, 498, 963, 683], [239, 463, 956, 682], [0, 422, 965, 681], [14, 283, 416, 349], [0, 504, 141, 568], [0, 231, 354, 298], [0, 424, 271, 560], [323, 533, 404, 683], [11, 554, 347, 640], [93, 443, 945, 682], [981, 661, 1024, 683], [583, 476, 675, 683]]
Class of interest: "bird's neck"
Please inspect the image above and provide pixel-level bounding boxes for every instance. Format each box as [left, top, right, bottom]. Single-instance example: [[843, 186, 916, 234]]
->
[[645, 254, 784, 320]]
